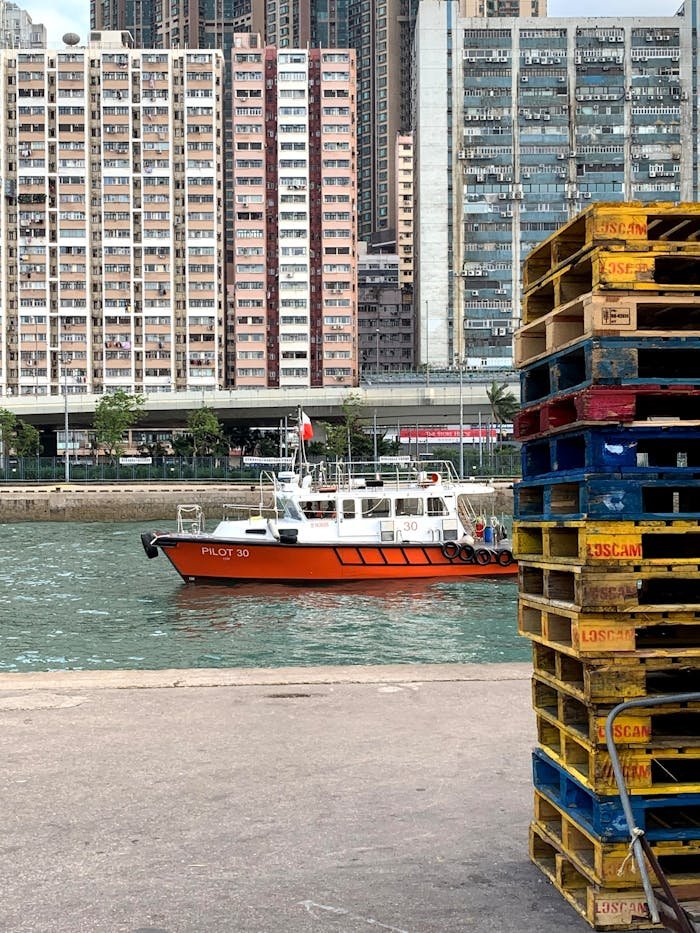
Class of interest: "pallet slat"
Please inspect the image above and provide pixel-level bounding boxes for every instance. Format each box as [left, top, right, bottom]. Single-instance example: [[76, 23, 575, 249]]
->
[[515, 475, 700, 522], [519, 591, 700, 656], [534, 748, 700, 843], [520, 426, 700, 481], [514, 385, 700, 443], [524, 203, 700, 293], [520, 336, 700, 407], [532, 643, 700, 705], [514, 519, 700, 567], [515, 291, 700, 369], [534, 789, 700, 887], [530, 821, 657, 929]]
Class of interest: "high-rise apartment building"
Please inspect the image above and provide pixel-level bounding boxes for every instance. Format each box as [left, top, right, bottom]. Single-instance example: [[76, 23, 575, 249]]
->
[[460, 0, 544, 16], [358, 252, 414, 375], [395, 133, 414, 291], [262, 0, 349, 47], [0, 2, 46, 48], [414, 0, 693, 370], [1, 33, 225, 399], [229, 35, 357, 389]]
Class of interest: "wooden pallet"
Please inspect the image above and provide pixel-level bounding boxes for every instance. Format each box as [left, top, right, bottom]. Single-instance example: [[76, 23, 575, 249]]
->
[[520, 561, 700, 617], [524, 203, 700, 292], [530, 821, 658, 929], [533, 674, 700, 748], [519, 591, 700, 655], [514, 518, 700, 567], [532, 643, 700, 706], [514, 385, 700, 443], [534, 790, 700, 887], [515, 474, 700, 522], [521, 426, 700, 481], [537, 714, 700, 794], [515, 292, 700, 369], [534, 748, 700, 843], [520, 336, 700, 407]]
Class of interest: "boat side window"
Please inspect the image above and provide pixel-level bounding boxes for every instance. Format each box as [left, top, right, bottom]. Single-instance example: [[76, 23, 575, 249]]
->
[[284, 500, 305, 521], [341, 499, 356, 519], [361, 497, 391, 517], [395, 498, 423, 516], [426, 497, 448, 516]]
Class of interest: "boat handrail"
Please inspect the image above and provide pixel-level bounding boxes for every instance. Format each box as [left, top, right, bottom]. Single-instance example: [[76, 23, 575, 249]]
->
[[221, 502, 279, 522], [177, 503, 205, 535], [312, 459, 461, 491]]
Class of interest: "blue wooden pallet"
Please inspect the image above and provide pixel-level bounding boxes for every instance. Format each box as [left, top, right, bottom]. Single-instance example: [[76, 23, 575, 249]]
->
[[515, 473, 700, 521], [532, 748, 700, 843], [520, 336, 700, 406], [521, 425, 700, 480]]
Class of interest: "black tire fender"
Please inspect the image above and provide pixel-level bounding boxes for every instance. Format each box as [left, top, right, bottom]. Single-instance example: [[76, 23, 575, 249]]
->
[[441, 541, 460, 561], [475, 548, 492, 566], [458, 544, 475, 563]]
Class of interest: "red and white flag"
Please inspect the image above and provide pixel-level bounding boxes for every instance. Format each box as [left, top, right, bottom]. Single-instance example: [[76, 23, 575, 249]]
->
[[300, 411, 314, 441]]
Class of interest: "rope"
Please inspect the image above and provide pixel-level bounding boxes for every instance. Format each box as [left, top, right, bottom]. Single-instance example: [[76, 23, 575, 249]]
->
[[617, 827, 645, 878]]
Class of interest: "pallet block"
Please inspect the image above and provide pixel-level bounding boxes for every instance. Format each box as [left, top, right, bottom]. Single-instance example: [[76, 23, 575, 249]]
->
[[519, 592, 700, 656]]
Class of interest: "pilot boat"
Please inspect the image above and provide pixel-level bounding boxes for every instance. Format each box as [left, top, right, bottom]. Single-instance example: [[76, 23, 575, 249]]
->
[[141, 457, 517, 585]]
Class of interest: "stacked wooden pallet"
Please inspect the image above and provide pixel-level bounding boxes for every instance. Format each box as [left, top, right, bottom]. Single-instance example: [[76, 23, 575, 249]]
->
[[515, 202, 700, 931]]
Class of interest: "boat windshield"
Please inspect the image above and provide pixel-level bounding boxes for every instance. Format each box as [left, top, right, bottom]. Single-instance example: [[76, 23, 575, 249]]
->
[[276, 495, 305, 521]]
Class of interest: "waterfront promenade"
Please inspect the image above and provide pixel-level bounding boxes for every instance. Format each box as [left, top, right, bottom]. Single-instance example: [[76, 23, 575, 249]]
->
[[0, 663, 607, 933]]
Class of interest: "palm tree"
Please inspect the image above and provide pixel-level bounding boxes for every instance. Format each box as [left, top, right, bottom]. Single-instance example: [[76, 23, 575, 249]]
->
[[486, 381, 519, 450]]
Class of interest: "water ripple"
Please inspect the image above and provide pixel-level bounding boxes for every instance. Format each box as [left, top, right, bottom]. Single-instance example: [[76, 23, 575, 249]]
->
[[0, 521, 525, 672]]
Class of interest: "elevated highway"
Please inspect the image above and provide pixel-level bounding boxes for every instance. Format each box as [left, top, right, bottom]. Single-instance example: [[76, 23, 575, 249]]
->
[[2, 377, 521, 429]]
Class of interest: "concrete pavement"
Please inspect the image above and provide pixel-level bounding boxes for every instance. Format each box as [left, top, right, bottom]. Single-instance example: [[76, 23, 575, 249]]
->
[[0, 663, 627, 933]]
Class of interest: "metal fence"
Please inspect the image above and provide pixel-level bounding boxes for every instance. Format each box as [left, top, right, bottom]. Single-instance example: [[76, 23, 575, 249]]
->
[[0, 452, 521, 484]]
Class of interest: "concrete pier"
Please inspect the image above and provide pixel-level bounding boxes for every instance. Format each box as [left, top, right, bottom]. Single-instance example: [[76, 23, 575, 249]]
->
[[0, 663, 610, 933]]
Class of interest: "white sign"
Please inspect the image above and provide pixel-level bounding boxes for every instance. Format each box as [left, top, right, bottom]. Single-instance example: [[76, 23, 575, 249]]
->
[[243, 457, 295, 467], [119, 456, 152, 465], [378, 456, 411, 464]]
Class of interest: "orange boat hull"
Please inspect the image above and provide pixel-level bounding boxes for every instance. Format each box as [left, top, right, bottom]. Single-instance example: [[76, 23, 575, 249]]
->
[[155, 537, 518, 584]]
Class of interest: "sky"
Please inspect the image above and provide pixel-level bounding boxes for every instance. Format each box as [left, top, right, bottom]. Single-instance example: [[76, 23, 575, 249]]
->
[[22, 0, 684, 45]]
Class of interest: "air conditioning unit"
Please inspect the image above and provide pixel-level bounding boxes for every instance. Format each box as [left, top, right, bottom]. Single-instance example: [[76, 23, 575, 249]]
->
[[498, 193, 508, 200], [649, 171, 656, 178], [521, 76, 529, 83], [583, 193, 592, 199], [471, 290, 479, 297], [496, 288, 507, 295], [501, 211, 513, 218], [522, 172, 531, 179], [557, 153, 566, 160]]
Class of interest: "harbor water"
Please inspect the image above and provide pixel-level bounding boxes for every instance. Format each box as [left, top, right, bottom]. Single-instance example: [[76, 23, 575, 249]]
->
[[0, 521, 524, 673]]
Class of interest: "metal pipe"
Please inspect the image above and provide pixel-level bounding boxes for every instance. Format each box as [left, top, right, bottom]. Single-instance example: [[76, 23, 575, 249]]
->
[[62, 356, 70, 483], [604, 692, 700, 927]]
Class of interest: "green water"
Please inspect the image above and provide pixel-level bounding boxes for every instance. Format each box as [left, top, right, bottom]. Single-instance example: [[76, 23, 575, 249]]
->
[[0, 522, 525, 672]]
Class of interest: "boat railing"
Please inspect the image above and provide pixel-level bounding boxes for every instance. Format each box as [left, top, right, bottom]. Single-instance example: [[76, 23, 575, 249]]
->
[[177, 504, 205, 535], [221, 502, 279, 522], [316, 459, 461, 490]]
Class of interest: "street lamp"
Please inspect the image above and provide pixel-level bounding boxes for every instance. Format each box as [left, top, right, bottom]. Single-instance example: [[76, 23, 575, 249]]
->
[[60, 354, 70, 483], [454, 354, 465, 478]]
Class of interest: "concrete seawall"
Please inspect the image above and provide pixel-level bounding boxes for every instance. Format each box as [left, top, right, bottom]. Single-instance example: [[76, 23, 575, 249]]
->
[[0, 482, 515, 522]]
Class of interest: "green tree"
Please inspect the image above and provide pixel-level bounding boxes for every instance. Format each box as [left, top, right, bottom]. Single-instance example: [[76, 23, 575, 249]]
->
[[14, 421, 41, 457], [187, 406, 225, 458], [486, 381, 519, 449], [93, 390, 146, 459], [318, 394, 395, 461], [0, 409, 17, 469], [172, 433, 193, 458], [137, 439, 169, 459]]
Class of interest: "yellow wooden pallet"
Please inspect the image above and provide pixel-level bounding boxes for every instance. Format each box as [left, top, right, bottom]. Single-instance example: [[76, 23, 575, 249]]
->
[[533, 673, 700, 748], [532, 642, 700, 705], [522, 248, 700, 325], [514, 290, 700, 369], [515, 519, 700, 567], [537, 713, 700, 794], [524, 201, 700, 292], [520, 560, 700, 615], [530, 821, 659, 929], [534, 790, 700, 888], [519, 593, 700, 658]]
